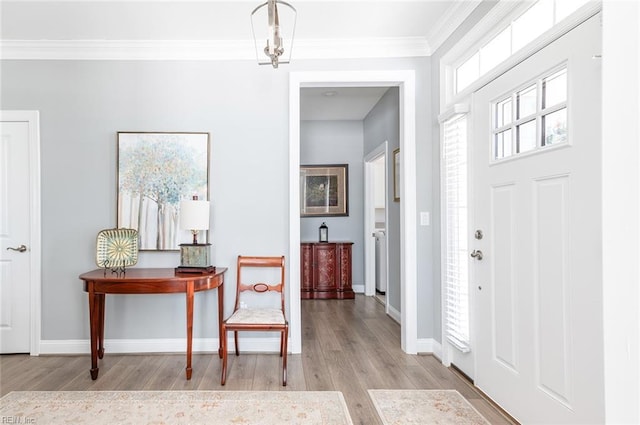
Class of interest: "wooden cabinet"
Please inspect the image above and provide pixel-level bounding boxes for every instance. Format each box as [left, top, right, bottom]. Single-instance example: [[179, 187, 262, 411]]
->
[[301, 242, 355, 299]]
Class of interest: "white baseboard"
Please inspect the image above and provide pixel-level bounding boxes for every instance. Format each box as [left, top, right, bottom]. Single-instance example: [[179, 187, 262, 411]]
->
[[416, 338, 442, 359], [39, 337, 284, 355], [387, 304, 401, 324], [352, 284, 365, 293]]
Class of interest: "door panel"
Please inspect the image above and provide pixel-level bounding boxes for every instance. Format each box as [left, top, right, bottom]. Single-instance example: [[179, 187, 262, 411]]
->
[[472, 15, 603, 423], [535, 176, 571, 404], [491, 183, 518, 372], [0, 120, 32, 353]]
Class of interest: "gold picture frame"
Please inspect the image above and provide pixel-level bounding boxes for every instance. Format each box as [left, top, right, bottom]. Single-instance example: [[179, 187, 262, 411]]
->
[[300, 164, 349, 217]]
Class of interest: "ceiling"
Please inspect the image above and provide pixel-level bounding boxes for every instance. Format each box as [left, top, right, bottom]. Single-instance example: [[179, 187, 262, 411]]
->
[[0, 0, 484, 120], [301, 87, 392, 121], [0, 1, 479, 54]]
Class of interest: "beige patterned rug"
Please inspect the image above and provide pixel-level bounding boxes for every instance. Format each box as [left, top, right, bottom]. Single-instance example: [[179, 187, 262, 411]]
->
[[368, 389, 490, 425], [0, 390, 353, 425]]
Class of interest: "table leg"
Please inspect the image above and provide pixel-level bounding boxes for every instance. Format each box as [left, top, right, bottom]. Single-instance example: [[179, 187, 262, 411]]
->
[[88, 284, 99, 380], [97, 294, 105, 359], [218, 277, 224, 359], [185, 280, 194, 380]]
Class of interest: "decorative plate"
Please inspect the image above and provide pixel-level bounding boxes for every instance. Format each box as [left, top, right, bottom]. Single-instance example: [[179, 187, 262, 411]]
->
[[96, 228, 139, 268]]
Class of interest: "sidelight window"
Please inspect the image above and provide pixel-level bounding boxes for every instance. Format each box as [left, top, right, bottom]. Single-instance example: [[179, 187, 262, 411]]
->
[[442, 113, 470, 352]]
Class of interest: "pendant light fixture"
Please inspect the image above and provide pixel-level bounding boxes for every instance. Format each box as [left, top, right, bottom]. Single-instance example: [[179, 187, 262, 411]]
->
[[251, 0, 297, 68]]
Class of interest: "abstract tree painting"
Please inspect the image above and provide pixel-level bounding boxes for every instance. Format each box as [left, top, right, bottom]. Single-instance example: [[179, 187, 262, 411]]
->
[[117, 132, 209, 250]]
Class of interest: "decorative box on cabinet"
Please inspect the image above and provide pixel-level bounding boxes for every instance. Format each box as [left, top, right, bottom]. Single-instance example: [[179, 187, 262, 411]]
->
[[301, 242, 355, 300]]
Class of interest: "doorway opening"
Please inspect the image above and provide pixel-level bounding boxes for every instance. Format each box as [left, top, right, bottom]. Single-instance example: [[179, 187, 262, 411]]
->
[[364, 142, 389, 313], [289, 71, 418, 354]]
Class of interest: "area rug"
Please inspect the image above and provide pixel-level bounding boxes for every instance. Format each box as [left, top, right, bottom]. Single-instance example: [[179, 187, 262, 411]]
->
[[368, 389, 490, 425], [0, 390, 353, 425]]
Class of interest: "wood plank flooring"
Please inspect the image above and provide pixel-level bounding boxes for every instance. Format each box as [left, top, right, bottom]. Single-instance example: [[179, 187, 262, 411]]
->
[[0, 295, 515, 425]]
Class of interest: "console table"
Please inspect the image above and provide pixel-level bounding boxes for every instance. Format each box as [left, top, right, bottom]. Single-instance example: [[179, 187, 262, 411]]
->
[[79, 267, 226, 380]]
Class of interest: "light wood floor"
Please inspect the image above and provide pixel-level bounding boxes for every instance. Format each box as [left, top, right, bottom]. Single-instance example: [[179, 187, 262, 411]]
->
[[0, 295, 515, 425]]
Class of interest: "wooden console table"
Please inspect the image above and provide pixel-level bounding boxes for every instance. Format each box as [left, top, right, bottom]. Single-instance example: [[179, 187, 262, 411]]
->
[[79, 267, 226, 380]]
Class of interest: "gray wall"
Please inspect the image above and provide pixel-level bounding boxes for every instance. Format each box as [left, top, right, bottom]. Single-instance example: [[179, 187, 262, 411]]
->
[[300, 120, 365, 287], [363, 88, 401, 313], [1, 56, 435, 343]]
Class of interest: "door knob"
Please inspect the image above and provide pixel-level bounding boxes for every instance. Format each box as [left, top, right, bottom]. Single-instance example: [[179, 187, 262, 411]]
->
[[6, 245, 27, 252], [470, 249, 483, 260]]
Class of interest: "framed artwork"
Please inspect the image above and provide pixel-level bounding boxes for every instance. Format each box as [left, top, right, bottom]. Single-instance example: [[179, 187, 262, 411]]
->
[[117, 132, 210, 251], [300, 164, 349, 217], [393, 148, 400, 202]]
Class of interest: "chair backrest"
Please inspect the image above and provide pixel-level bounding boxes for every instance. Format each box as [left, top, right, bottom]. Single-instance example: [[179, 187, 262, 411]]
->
[[235, 255, 286, 313]]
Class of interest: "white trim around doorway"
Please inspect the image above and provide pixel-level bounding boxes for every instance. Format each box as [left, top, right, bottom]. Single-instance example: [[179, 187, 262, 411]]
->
[[288, 70, 418, 354], [1, 110, 42, 356]]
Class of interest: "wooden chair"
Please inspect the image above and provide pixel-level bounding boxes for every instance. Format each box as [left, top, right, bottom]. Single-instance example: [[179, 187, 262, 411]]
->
[[220, 255, 288, 386]]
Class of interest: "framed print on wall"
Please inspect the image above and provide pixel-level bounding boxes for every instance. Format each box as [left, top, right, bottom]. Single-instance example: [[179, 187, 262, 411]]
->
[[393, 148, 400, 202], [300, 164, 349, 217], [117, 132, 210, 251]]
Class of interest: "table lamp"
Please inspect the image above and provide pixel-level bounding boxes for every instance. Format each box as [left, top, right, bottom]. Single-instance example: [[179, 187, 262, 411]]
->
[[176, 196, 215, 273]]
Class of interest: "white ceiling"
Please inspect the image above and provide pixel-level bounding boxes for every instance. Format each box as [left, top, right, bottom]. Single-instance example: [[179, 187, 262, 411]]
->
[[301, 87, 392, 121], [0, 0, 483, 120]]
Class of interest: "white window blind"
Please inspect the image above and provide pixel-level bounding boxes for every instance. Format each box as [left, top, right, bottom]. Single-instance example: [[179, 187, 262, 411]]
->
[[442, 114, 470, 352]]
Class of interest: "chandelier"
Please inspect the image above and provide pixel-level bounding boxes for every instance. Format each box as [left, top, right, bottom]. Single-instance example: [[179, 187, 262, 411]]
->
[[250, 0, 297, 68]]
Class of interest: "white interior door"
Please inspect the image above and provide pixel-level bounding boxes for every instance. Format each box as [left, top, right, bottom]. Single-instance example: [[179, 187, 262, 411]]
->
[[0, 111, 39, 354], [472, 15, 604, 423]]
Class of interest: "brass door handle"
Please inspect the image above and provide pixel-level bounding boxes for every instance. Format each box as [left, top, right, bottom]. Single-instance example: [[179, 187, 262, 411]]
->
[[6, 245, 27, 252]]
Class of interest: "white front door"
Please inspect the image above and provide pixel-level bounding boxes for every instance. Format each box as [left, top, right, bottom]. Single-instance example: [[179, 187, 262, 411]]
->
[[472, 15, 604, 423], [0, 111, 39, 354]]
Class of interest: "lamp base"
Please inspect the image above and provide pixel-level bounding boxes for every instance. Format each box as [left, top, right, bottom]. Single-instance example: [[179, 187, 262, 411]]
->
[[179, 243, 211, 268], [175, 266, 216, 274]]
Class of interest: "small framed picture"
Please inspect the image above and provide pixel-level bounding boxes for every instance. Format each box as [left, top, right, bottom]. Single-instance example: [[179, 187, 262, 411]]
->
[[300, 164, 349, 217], [393, 148, 400, 202]]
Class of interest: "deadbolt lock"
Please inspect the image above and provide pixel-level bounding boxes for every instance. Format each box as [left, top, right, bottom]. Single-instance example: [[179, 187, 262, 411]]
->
[[475, 230, 483, 240]]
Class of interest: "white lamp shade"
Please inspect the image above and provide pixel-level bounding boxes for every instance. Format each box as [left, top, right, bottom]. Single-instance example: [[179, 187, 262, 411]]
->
[[180, 200, 210, 231]]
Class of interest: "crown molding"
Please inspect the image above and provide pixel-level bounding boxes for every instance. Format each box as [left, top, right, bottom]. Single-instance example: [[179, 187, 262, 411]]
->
[[295, 37, 430, 59], [0, 37, 430, 60], [425, 0, 482, 54]]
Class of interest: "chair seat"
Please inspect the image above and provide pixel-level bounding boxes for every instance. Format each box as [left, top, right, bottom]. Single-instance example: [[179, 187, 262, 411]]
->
[[226, 308, 286, 325]]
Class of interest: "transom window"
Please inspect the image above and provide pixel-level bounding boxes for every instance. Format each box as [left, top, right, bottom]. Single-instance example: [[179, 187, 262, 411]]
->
[[455, 0, 588, 94], [492, 67, 567, 160]]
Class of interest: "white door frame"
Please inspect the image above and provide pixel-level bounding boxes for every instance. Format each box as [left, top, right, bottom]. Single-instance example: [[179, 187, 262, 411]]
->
[[1, 110, 42, 356], [364, 140, 389, 296], [364, 142, 389, 299], [289, 70, 418, 354]]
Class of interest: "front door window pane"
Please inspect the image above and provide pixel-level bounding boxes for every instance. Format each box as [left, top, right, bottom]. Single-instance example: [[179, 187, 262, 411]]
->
[[518, 85, 537, 119], [543, 108, 567, 146], [543, 69, 567, 108], [517, 120, 537, 153], [495, 130, 513, 159], [496, 98, 513, 127]]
